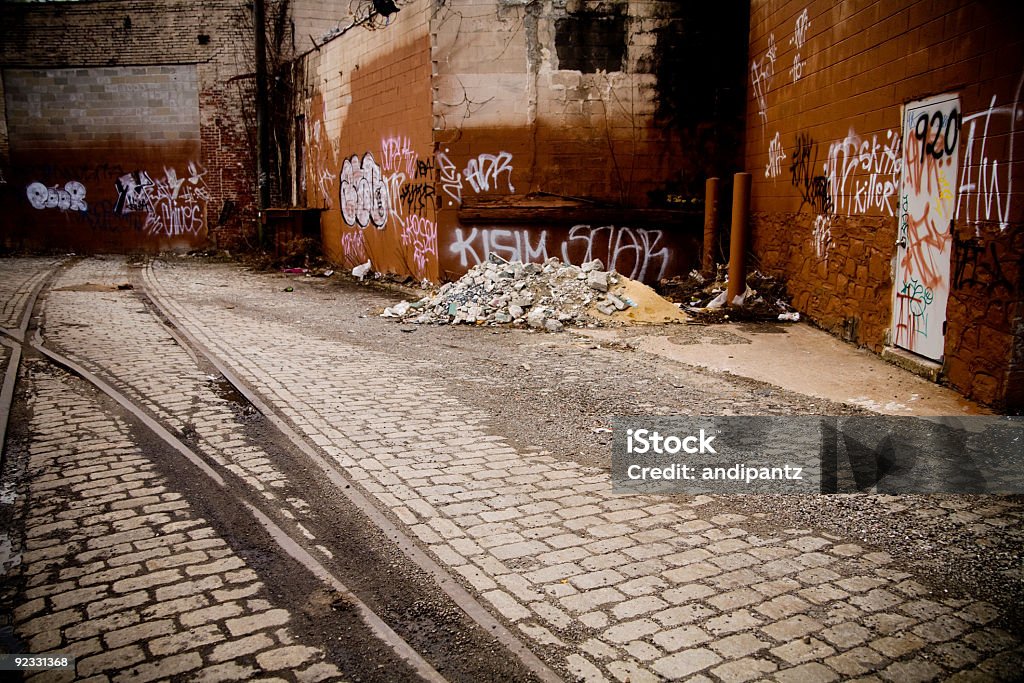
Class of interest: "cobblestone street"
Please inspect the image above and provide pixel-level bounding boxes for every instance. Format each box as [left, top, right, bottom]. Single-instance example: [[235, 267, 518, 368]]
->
[[1, 256, 1022, 682]]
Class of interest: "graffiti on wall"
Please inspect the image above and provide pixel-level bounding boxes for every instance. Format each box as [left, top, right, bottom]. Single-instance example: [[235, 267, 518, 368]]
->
[[308, 119, 337, 209], [27, 180, 88, 212], [400, 214, 438, 277], [765, 132, 785, 179], [790, 9, 809, 83], [891, 95, 960, 360], [824, 128, 902, 218], [448, 224, 671, 282], [751, 33, 777, 132], [790, 132, 833, 216], [435, 150, 515, 207], [339, 152, 390, 229], [380, 135, 418, 179], [113, 162, 210, 237], [956, 71, 1024, 232], [812, 214, 832, 260]]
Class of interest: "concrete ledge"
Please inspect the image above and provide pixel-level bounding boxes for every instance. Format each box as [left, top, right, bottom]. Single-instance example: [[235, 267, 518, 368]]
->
[[881, 346, 942, 383]]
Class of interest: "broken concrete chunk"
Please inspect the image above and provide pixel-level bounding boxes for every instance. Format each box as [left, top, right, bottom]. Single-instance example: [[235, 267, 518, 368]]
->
[[544, 318, 564, 332], [606, 294, 628, 311], [581, 259, 604, 273], [596, 302, 616, 316], [587, 270, 610, 292], [526, 308, 547, 329]]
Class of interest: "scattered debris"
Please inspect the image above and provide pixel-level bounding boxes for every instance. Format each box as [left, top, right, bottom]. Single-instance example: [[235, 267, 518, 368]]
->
[[381, 255, 687, 330], [352, 260, 372, 281], [658, 267, 798, 323]]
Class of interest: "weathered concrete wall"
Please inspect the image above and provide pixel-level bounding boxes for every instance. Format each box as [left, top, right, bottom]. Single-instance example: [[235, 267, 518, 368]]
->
[[746, 0, 1024, 409], [429, 0, 733, 281], [293, 0, 435, 278], [0, 0, 255, 252]]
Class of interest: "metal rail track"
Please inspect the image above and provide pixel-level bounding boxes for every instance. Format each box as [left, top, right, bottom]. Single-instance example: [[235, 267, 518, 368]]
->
[[1, 258, 562, 683]]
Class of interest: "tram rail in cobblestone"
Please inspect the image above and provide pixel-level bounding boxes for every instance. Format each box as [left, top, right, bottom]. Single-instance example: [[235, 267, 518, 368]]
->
[[3, 258, 558, 682]]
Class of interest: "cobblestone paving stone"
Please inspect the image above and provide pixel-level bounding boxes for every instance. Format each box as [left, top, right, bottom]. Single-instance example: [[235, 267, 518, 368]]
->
[[41, 259, 319, 537], [8, 361, 343, 682], [0, 257, 58, 331], [143, 260, 1024, 682]]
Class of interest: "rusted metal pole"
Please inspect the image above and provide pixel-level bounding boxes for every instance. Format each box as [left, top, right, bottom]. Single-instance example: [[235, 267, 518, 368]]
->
[[726, 172, 751, 305], [702, 177, 720, 277]]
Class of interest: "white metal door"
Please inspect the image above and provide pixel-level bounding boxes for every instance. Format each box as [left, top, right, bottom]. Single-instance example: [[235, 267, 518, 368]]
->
[[892, 94, 961, 360]]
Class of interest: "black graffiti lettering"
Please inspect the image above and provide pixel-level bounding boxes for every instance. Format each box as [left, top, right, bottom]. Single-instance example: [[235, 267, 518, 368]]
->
[[916, 108, 961, 163], [415, 158, 436, 178], [399, 181, 436, 214], [953, 235, 1014, 296], [790, 132, 833, 215], [944, 108, 960, 158]]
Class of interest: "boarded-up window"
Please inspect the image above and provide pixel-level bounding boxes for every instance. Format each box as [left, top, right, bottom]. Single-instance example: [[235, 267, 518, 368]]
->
[[555, 10, 626, 73]]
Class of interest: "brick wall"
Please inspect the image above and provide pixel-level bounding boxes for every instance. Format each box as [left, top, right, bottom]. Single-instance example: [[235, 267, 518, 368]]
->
[[293, 0, 436, 277], [746, 0, 1024, 410], [0, 0, 255, 252]]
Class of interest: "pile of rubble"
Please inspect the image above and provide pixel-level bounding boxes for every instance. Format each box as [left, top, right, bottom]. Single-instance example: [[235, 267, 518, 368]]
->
[[381, 256, 654, 331], [658, 267, 800, 323]]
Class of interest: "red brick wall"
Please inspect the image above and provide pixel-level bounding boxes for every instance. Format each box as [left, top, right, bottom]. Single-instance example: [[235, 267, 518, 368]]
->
[[746, 0, 1024, 410], [0, 0, 256, 252]]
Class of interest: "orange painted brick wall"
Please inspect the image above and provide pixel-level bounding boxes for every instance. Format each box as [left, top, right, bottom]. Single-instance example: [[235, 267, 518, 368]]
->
[[295, 1, 436, 279], [746, 0, 1024, 410]]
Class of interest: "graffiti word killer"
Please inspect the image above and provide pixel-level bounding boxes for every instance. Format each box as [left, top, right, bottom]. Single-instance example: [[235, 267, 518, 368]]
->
[[436, 150, 515, 206], [824, 128, 902, 217], [957, 72, 1024, 231], [449, 224, 670, 282], [790, 9, 809, 82], [765, 132, 785, 179], [751, 33, 777, 129], [340, 152, 389, 229], [27, 180, 88, 212]]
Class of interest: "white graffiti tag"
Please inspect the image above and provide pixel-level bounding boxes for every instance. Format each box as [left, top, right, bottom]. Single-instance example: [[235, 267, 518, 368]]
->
[[751, 33, 777, 131], [435, 150, 515, 206], [790, 9, 810, 82], [436, 151, 464, 206], [464, 152, 515, 194], [114, 163, 209, 237], [340, 153, 389, 229], [766, 132, 786, 179], [26, 180, 88, 211], [824, 128, 902, 217], [448, 225, 670, 282], [956, 71, 1024, 232]]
